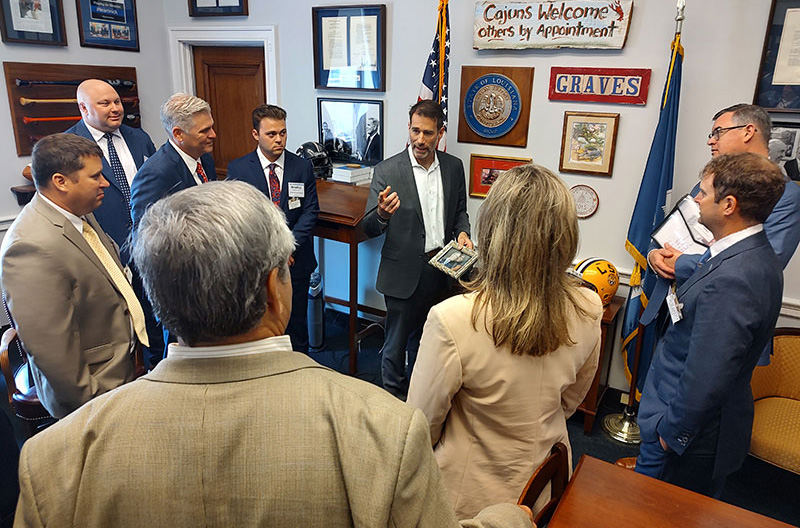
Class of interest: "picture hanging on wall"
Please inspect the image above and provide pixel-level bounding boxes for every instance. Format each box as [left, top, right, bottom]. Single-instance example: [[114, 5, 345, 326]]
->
[[76, 0, 139, 51], [770, 122, 800, 181], [468, 153, 531, 198], [755, 0, 800, 112], [0, 0, 66, 46], [559, 111, 619, 177], [188, 0, 248, 17], [317, 97, 383, 165], [312, 4, 386, 91]]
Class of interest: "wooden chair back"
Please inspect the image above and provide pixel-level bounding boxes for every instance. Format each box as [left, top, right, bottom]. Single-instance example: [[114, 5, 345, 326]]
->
[[517, 442, 569, 527]]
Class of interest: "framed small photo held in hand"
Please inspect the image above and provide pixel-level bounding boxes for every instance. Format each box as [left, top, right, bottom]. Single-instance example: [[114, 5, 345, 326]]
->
[[428, 240, 478, 280]]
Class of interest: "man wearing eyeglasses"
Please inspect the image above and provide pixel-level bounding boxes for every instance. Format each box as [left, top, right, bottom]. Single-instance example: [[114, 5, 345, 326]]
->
[[646, 105, 800, 360]]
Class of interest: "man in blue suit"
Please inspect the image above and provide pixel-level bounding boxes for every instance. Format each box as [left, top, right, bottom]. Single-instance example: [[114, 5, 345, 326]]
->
[[130, 92, 216, 230], [130, 92, 216, 358], [227, 105, 319, 353], [635, 152, 786, 498], [645, 104, 800, 364], [65, 79, 161, 365]]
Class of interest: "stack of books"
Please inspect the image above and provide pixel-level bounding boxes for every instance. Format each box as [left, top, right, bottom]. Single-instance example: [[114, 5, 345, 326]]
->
[[331, 164, 373, 184]]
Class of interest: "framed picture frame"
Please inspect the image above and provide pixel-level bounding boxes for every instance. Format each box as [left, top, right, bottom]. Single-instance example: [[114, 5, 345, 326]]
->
[[771, 121, 800, 181], [312, 4, 386, 92], [76, 0, 139, 51], [559, 111, 619, 177], [755, 0, 800, 112], [188, 0, 248, 17], [428, 240, 478, 280], [0, 0, 66, 46], [318, 97, 383, 165], [468, 153, 531, 198]]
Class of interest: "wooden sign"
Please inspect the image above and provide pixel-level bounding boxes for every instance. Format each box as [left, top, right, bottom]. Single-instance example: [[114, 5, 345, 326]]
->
[[473, 0, 633, 50], [549, 67, 650, 105], [458, 65, 534, 148]]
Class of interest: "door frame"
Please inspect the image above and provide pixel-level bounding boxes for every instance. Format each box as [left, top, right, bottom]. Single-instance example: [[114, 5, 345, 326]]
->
[[167, 26, 277, 103]]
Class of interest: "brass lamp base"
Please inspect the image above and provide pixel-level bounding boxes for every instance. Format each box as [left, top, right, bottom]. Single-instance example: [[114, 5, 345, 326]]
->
[[602, 407, 641, 445]]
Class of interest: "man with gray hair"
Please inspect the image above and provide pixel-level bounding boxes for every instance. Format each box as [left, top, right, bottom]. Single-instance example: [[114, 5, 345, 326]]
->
[[14, 181, 533, 528], [130, 92, 217, 230]]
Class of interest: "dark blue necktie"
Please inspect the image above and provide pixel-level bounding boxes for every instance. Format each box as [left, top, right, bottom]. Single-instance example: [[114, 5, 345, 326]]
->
[[697, 249, 711, 268], [104, 133, 132, 220]]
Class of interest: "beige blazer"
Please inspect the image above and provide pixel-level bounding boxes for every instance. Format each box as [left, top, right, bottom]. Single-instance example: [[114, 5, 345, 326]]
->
[[15, 350, 531, 528], [407, 289, 602, 519], [0, 194, 135, 419]]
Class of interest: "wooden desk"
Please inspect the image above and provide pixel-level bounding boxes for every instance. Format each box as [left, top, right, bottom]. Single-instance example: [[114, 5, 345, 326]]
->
[[549, 456, 793, 528], [576, 295, 624, 434], [313, 179, 382, 375]]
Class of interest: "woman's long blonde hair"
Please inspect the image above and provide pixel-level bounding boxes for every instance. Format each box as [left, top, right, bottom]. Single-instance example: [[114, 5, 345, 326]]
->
[[464, 163, 588, 356]]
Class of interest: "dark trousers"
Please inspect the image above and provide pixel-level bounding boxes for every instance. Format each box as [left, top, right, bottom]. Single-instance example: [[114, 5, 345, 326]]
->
[[381, 264, 450, 399], [635, 415, 723, 497], [286, 269, 311, 354]]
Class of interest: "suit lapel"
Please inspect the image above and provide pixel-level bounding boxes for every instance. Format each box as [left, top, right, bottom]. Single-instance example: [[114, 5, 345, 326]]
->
[[439, 154, 453, 227], [120, 126, 146, 168], [165, 142, 198, 189], [398, 153, 424, 226]]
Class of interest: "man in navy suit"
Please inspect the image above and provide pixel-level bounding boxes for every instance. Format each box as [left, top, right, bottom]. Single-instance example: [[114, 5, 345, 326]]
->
[[130, 92, 216, 358], [363, 100, 472, 399], [635, 152, 786, 498], [65, 79, 161, 365], [227, 105, 319, 353]]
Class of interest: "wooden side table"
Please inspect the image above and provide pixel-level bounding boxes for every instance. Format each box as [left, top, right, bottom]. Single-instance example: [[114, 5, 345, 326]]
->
[[576, 295, 625, 434]]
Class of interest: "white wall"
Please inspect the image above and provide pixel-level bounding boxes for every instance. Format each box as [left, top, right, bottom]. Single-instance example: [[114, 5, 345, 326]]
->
[[1, 1, 797, 391]]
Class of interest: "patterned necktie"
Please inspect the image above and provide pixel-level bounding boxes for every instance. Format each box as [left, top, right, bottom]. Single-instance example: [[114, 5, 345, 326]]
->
[[103, 133, 132, 218], [82, 220, 149, 348], [268, 163, 281, 205], [196, 161, 209, 183]]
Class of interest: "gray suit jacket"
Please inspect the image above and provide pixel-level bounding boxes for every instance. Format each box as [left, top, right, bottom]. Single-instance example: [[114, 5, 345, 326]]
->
[[15, 350, 530, 528], [364, 150, 470, 299], [0, 194, 136, 419]]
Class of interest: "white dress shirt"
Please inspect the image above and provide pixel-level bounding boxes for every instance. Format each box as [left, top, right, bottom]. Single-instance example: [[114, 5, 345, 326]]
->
[[257, 148, 285, 190], [709, 224, 764, 259], [84, 123, 137, 186], [407, 146, 444, 253], [39, 194, 84, 234], [169, 139, 206, 185]]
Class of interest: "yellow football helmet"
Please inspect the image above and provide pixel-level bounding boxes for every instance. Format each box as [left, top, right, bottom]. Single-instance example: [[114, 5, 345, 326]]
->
[[573, 258, 619, 306]]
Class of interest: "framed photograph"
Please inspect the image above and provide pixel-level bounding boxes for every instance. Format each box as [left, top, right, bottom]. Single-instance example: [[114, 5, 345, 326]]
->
[[312, 4, 386, 91], [755, 0, 800, 112], [428, 240, 478, 280], [76, 0, 138, 51], [469, 153, 531, 198], [559, 111, 619, 177], [318, 97, 383, 165], [771, 122, 800, 181], [188, 0, 247, 17], [0, 0, 66, 46]]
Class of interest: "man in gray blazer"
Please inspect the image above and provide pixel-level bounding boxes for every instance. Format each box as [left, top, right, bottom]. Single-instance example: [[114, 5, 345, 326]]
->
[[14, 181, 531, 528], [0, 134, 143, 419], [364, 100, 472, 399]]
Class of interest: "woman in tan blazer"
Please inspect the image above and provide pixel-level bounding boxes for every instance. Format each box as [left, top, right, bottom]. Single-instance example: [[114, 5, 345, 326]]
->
[[407, 164, 602, 519]]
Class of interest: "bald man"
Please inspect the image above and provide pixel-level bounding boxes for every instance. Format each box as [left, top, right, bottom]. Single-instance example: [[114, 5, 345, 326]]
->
[[65, 79, 161, 366]]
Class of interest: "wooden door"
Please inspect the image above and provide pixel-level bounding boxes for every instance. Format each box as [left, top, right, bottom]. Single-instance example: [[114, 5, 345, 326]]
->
[[193, 46, 266, 178]]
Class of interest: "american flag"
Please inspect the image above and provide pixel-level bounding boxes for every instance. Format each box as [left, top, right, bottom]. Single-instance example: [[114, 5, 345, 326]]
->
[[417, 0, 450, 151]]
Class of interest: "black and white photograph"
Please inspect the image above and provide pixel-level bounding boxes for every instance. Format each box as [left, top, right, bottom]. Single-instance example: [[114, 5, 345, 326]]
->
[[317, 97, 383, 165], [770, 123, 800, 181]]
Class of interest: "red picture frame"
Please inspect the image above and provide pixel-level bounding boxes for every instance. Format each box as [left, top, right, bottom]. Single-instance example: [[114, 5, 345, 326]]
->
[[469, 154, 531, 198], [549, 67, 651, 105]]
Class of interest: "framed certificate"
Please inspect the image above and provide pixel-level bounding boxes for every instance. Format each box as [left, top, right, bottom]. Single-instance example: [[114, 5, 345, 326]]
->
[[755, 0, 800, 112], [0, 0, 66, 46], [76, 0, 139, 51]]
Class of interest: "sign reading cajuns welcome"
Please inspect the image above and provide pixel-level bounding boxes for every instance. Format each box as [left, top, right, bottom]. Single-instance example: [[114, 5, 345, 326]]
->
[[473, 0, 633, 50]]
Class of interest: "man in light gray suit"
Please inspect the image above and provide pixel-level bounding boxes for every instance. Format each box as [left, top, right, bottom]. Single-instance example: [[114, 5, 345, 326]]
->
[[14, 181, 532, 528], [364, 100, 473, 399], [0, 134, 143, 419]]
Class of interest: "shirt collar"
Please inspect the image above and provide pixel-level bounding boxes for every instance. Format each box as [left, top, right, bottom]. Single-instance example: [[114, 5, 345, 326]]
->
[[256, 148, 285, 172], [84, 121, 120, 142], [407, 145, 439, 173], [167, 335, 293, 360], [709, 224, 763, 258], [169, 138, 202, 172], [38, 193, 84, 233]]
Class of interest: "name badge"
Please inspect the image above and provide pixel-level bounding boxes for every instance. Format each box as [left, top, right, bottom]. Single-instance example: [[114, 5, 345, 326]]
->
[[123, 265, 133, 284], [288, 182, 304, 198], [666, 286, 683, 324], [288, 197, 301, 210]]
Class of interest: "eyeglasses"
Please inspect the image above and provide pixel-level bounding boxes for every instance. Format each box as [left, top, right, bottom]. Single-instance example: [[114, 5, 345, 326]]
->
[[707, 124, 748, 140]]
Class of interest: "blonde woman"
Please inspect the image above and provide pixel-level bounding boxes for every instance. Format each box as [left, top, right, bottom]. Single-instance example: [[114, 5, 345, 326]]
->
[[407, 164, 602, 518]]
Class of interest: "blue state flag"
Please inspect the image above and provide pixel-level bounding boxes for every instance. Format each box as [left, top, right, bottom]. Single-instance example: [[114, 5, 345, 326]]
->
[[621, 34, 684, 398]]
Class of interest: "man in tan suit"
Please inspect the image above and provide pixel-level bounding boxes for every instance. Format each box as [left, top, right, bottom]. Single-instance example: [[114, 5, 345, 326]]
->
[[14, 181, 532, 528], [0, 134, 143, 419]]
